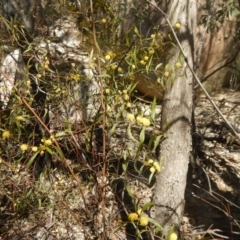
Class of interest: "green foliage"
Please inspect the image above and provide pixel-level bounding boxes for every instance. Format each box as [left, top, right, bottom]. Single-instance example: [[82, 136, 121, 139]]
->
[[0, 0, 197, 238]]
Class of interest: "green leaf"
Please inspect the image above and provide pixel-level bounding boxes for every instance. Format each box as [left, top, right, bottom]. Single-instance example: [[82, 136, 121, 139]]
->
[[141, 202, 154, 211], [150, 97, 157, 121], [153, 135, 162, 151], [55, 131, 67, 138], [155, 63, 163, 71], [109, 123, 118, 135], [122, 162, 128, 172], [167, 226, 175, 240], [147, 217, 164, 231], [26, 151, 39, 168], [52, 145, 64, 159], [148, 171, 155, 184], [125, 182, 134, 198], [139, 127, 145, 144], [45, 146, 53, 155], [127, 124, 138, 142]]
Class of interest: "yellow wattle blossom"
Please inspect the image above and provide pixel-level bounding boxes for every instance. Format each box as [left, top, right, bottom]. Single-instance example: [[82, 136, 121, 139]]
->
[[117, 67, 123, 73], [153, 161, 161, 172], [128, 213, 138, 222], [122, 90, 127, 94], [175, 22, 181, 29], [164, 71, 170, 77], [144, 56, 149, 61], [32, 146, 38, 152], [55, 88, 61, 93], [149, 49, 154, 55], [111, 64, 117, 70], [101, 18, 107, 24], [132, 64, 136, 69], [123, 94, 130, 101], [175, 62, 182, 68], [20, 144, 28, 151], [126, 102, 131, 108], [140, 60, 146, 65], [150, 34, 156, 39], [105, 88, 110, 94], [126, 113, 135, 122], [141, 117, 150, 127], [2, 130, 10, 139], [150, 166, 156, 173], [105, 54, 111, 60], [136, 116, 143, 125], [44, 139, 52, 146], [70, 73, 80, 81], [136, 116, 150, 126], [139, 216, 149, 226], [107, 51, 116, 58], [169, 233, 178, 240], [26, 80, 31, 86]]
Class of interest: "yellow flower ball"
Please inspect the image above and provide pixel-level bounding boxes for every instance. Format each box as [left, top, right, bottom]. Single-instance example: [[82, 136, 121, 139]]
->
[[175, 62, 182, 68], [149, 49, 155, 55], [150, 166, 156, 173], [140, 60, 146, 65], [26, 80, 31, 86], [141, 117, 150, 127], [169, 232, 178, 240], [148, 159, 154, 164], [175, 22, 181, 29], [105, 54, 111, 60], [111, 64, 117, 70], [55, 88, 61, 93], [32, 146, 38, 152], [2, 130, 10, 139], [123, 94, 130, 101], [153, 161, 161, 172], [117, 67, 123, 73], [20, 144, 28, 151], [132, 64, 136, 69], [150, 34, 156, 39], [139, 216, 149, 226], [144, 161, 150, 166], [122, 90, 127, 94], [144, 56, 149, 61], [128, 213, 138, 222], [126, 114, 135, 122], [164, 71, 170, 77], [136, 116, 143, 125], [44, 139, 52, 146], [105, 88, 110, 94], [126, 102, 131, 108], [101, 18, 107, 24], [107, 51, 116, 58]]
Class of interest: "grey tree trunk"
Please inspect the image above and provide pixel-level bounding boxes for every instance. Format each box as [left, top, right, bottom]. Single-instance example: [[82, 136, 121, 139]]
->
[[153, 0, 196, 234]]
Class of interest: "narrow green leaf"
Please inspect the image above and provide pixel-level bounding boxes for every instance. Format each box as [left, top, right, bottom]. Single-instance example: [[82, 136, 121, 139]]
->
[[139, 127, 145, 144], [127, 124, 138, 142], [26, 151, 39, 168], [109, 123, 119, 135], [147, 217, 164, 231], [153, 135, 163, 151], [125, 182, 134, 198], [150, 97, 157, 121]]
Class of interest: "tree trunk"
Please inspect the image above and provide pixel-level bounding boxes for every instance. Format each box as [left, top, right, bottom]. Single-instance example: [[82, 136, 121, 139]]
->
[[153, 0, 196, 233]]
